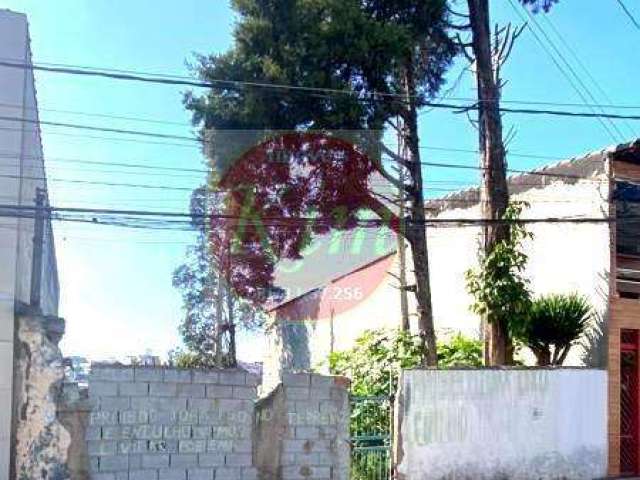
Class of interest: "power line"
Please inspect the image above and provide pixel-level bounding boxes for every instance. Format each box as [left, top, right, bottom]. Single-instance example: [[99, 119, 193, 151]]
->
[[4, 60, 640, 121], [541, 14, 638, 139], [616, 0, 640, 32], [510, 0, 624, 142], [0, 203, 631, 227]]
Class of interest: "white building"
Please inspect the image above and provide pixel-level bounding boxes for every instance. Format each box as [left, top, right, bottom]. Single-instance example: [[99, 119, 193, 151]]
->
[[0, 10, 59, 480], [264, 146, 617, 388]]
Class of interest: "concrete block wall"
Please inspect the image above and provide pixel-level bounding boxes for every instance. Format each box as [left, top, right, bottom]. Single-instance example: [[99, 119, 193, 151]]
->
[[86, 365, 259, 480], [254, 372, 350, 480]]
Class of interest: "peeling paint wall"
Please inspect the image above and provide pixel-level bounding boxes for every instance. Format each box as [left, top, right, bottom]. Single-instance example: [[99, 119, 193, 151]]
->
[[13, 314, 70, 480], [395, 369, 607, 480]]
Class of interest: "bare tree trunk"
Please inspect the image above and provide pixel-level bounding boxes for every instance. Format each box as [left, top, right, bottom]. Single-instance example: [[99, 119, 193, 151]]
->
[[226, 281, 237, 367], [403, 62, 437, 366], [468, 0, 511, 365], [215, 268, 224, 367]]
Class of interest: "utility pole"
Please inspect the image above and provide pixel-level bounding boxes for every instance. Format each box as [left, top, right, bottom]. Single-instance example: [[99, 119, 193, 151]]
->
[[395, 118, 410, 331], [29, 187, 46, 308]]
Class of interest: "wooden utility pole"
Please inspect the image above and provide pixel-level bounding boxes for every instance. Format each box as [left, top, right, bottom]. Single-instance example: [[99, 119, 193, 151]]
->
[[29, 187, 46, 308], [214, 268, 224, 366], [467, 0, 520, 365]]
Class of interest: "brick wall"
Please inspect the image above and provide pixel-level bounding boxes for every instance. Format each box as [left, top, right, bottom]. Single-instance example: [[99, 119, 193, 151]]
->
[[87, 365, 259, 480], [254, 372, 350, 480]]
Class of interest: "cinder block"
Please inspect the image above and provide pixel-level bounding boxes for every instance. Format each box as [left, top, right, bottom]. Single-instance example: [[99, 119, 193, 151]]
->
[[245, 373, 260, 387], [149, 440, 179, 454], [224, 453, 252, 467], [164, 425, 192, 440], [186, 468, 213, 480], [241, 467, 258, 479], [284, 387, 309, 400], [295, 426, 319, 440], [142, 453, 170, 468], [176, 384, 205, 398], [129, 453, 143, 469], [170, 454, 198, 468], [99, 455, 128, 472], [218, 370, 247, 386], [309, 388, 331, 400], [232, 386, 256, 400], [192, 426, 212, 439], [189, 398, 218, 411], [205, 385, 233, 399], [129, 470, 160, 480], [131, 396, 187, 411], [98, 397, 130, 411], [198, 453, 225, 467], [310, 375, 333, 389], [118, 440, 148, 455], [90, 382, 118, 397], [192, 370, 219, 384], [179, 439, 207, 454], [91, 474, 116, 480], [120, 382, 150, 396], [87, 440, 117, 456], [158, 469, 187, 480], [89, 456, 100, 472], [164, 369, 193, 383], [214, 467, 241, 479], [174, 410, 198, 424], [136, 367, 164, 382], [232, 439, 252, 453], [150, 382, 178, 397], [86, 426, 102, 440], [120, 410, 150, 425], [91, 366, 134, 382], [283, 373, 311, 387]]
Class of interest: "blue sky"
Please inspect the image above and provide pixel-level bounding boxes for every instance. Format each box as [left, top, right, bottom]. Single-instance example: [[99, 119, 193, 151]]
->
[[2, 0, 640, 361]]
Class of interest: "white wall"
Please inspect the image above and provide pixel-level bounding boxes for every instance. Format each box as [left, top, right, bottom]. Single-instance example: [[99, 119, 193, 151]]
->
[[396, 369, 608, 480], [266, 170, 611, 379], [0, 9, 59, 479]]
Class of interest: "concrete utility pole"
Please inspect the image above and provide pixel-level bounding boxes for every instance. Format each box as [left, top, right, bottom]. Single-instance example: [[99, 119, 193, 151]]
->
[[29, 187, 46, 308], [395, 120, 410, 331]]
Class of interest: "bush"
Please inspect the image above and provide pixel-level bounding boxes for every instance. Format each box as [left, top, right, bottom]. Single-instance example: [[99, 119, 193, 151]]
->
[[514, 293, 592, 365]]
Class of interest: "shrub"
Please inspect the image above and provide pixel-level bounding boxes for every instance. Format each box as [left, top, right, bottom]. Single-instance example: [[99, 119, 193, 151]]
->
[[515, 293, 592, 365]]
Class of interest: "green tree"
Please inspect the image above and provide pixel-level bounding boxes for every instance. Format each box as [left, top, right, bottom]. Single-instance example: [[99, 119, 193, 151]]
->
[[186, 0, 457, 366], [465, 202, 533, 360], [328, 328, 482, 480], [172, 186, 264, 367], [515, 293, 592, 366]]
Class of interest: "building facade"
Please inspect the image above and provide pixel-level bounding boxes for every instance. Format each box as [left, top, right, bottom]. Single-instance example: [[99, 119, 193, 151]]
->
[[264, 140, 640, 475], [0, 10, 59, 480]]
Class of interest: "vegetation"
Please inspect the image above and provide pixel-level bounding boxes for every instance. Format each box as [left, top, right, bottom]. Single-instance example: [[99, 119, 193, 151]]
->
[[465, 202, 533, 363], [328, 328, 482, 479], [515, 293, 593, 366], [172, 187, 264, 368], [185, 0, 459, 366]]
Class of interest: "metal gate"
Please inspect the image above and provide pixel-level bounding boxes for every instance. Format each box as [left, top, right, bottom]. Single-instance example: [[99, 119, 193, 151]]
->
[[621, 329, 640, 476], [350, 395, 393, 480]]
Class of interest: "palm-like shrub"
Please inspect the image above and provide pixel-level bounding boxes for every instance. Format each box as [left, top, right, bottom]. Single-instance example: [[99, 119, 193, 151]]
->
[[517, 293, 592, 366]]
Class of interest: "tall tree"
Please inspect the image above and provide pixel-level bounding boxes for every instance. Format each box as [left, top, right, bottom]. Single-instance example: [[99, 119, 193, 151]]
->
[[172, 186, 263, 367], [463, 0, 553, 364], [186, 0, 457, 365]]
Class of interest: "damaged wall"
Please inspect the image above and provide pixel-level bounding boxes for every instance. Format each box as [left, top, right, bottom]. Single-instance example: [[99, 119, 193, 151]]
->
[[13, 313, 70, 480], [394, 368, 607, 480]]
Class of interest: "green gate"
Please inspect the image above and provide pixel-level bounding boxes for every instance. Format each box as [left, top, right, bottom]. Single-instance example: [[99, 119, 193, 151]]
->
[[350, 395, 393, 480]]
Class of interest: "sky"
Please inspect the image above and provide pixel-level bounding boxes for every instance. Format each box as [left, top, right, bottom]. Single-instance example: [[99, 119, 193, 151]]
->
[[2, 0, 640, 363]]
